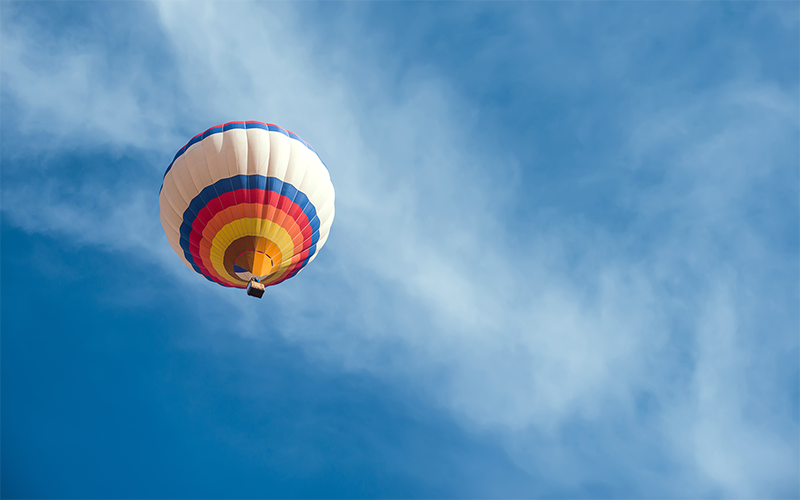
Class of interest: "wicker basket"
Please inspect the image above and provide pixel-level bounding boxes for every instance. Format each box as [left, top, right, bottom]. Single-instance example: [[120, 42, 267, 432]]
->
[[246, 278, 265, 298]]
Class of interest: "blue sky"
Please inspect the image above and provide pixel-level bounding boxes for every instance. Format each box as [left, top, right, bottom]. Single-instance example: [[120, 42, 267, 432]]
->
[[1, 1, 798, 498]]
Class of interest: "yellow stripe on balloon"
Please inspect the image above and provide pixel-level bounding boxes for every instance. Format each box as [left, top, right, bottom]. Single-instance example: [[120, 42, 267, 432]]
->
[[209, 218, 296, 283]]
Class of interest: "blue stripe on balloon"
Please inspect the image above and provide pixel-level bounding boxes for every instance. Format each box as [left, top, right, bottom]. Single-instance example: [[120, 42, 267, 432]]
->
[[245, 122, 268, 132], [202, 126, 223, 140], [267, 124, 289, 136], [223, 122, 246, 131], [178, 174, 319, 281]]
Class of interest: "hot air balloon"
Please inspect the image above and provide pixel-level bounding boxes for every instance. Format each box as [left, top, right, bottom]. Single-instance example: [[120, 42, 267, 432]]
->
[[159, 121, 335, 298]]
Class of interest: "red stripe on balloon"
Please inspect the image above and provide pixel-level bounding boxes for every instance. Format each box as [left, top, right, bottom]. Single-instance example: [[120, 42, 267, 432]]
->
[[188, 189, 313, 251]]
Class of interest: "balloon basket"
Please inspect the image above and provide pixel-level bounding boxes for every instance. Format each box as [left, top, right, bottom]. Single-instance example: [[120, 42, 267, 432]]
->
[[246, 278, 265, 298]]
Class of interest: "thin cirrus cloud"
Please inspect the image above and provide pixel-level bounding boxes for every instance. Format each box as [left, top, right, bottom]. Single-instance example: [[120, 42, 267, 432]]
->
[[1, 1, 797, 497]]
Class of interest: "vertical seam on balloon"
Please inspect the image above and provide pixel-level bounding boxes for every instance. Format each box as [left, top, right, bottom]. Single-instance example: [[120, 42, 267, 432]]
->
[[218, 130, 244, 280], [241, 130, 258, 266], [246, 128, 263, 252], [252, 129, 270, 254], [200, 134, 236, 281], [262, 132, 287, 264], [269, 141, 311, 264], [289, 157, 329, 241], [173, 153, 212, 275]]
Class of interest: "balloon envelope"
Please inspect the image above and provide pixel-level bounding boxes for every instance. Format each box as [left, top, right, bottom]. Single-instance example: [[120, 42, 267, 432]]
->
[[159, 122, 335, 289]]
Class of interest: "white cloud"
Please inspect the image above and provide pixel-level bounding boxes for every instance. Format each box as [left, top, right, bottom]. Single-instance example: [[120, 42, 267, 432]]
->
[[0, 18, 180, 158]]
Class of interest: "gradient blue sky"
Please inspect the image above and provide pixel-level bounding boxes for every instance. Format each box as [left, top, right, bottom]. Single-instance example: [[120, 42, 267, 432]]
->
[[2, 2, 798, 498]]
